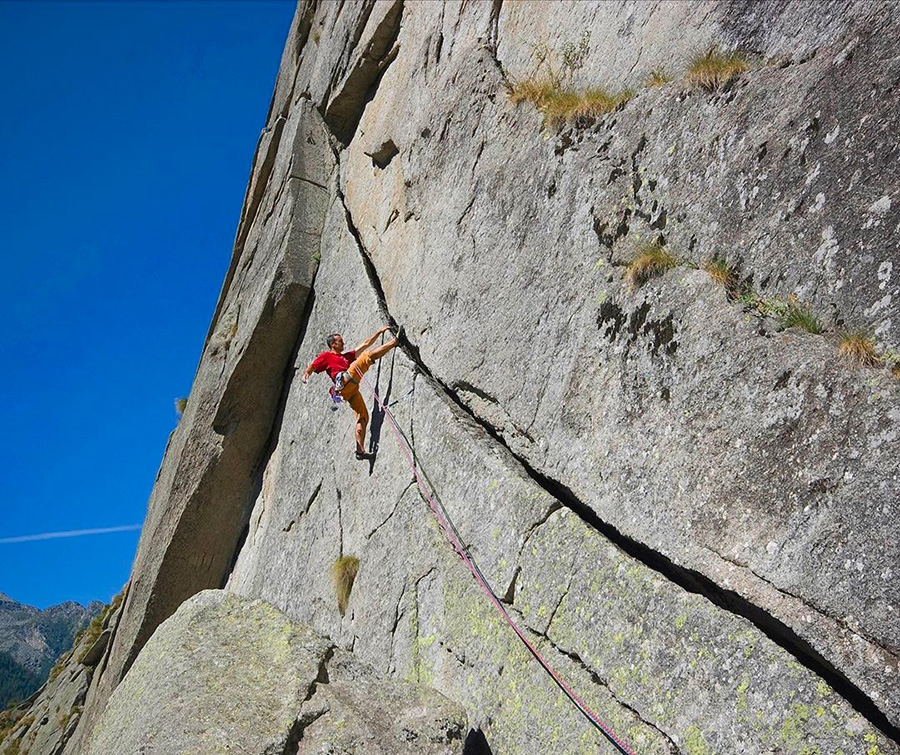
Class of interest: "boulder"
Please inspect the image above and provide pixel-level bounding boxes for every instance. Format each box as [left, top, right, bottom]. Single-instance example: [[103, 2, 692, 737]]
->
[[82, 590, 465, 755]]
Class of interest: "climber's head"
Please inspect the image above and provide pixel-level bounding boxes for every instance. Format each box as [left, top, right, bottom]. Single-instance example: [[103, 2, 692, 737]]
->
[[326, 333, 344, 352]]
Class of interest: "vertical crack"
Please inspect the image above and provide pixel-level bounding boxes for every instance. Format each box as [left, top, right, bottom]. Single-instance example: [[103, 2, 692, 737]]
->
[[336, 486, 344, 555], [388, 582, 408, 672], [500, 566, 520, 605], [544, 577, 571, 635], [488, 0, 504, 64], [223, 265, 321, 586], [303, 480, 323, 517], [281, 708, 326, 755]]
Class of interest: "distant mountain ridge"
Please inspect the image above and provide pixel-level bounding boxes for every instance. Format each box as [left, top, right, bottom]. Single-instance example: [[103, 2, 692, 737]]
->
[[0, 594, 101, 707]]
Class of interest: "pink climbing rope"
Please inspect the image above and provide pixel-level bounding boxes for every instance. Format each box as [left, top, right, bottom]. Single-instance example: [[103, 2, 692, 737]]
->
[[360, 374, 636, 755]]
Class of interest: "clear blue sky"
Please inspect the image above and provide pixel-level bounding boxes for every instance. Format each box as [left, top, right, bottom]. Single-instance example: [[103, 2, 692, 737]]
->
[[0, 0, 296, 609]]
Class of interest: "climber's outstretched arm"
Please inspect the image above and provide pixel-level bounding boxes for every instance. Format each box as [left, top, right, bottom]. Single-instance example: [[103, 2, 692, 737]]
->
[[302, 354, 326, 383], [354, 325, 391, 353]]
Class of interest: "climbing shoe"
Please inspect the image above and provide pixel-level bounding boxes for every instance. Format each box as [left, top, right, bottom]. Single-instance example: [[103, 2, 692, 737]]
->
[[392, 323, 404, 340], [355, 450, 375, 461]]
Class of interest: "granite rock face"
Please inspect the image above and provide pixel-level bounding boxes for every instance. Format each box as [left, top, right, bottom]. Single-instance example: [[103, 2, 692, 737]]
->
[[0, 659, 90, 755], [58, 2, 900, 754], [82, 590, 466, 755]]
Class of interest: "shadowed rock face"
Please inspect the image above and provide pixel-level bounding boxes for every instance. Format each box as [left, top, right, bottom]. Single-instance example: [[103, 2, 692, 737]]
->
[[51, 1, 900, 754], [64, 96, 338, 750]]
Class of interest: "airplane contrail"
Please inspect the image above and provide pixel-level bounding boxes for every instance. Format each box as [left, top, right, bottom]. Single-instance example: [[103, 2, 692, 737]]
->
[[0, 524, 143, 544]]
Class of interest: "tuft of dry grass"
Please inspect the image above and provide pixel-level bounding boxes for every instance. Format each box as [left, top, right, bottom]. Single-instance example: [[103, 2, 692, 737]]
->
[[331, 556, 360, 616], [703, 258, 737, 289], [892, 364, 900, 380], [626, 244, 679, 288], [839, 332, 881, 367], [174, 397, 188, 416], [537, 87, 583, 129], [57, 706, 81, 733], [508, 77, 558, 107], [76, 615, 105, 662], [645, 69, 670, 87], [686, 47, 749, 91], [568, 87, 634, 123], [73, 588, 126, 662], [0, 707, 20, 747], [509, 79, 632, 129]]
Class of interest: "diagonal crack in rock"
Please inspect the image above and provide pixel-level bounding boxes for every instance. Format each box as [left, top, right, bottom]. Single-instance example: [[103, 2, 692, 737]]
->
[[536, 629, 680, 753], [335, 186, 900, 745], [704, 543, 900, 665]]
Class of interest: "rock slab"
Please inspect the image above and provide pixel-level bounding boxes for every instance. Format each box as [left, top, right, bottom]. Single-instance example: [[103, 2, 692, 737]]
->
[[83, 590, 466, 755]]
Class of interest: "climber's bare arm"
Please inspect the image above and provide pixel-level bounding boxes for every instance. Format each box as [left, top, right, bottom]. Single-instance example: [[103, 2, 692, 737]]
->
[[354, 326, 391, 353]]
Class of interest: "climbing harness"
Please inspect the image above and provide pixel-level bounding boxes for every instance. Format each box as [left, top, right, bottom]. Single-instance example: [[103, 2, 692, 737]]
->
[[329, 370, 361, 411], [334, 370, 358, 393], [360, 373, 636, 755]]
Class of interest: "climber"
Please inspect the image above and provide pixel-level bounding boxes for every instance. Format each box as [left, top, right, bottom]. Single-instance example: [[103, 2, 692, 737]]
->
[[302, 324, 402, 460]]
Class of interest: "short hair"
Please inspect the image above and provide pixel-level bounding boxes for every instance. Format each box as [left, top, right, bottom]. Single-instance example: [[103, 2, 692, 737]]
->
[[326, 333, 342, 348]]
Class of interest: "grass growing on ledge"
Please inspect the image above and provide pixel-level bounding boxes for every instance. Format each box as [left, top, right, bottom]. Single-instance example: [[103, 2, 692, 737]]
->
[[626, 244, 679, 288], [839, 332, 881, 367], [509, 80, 633, 129], [47, 652, 70, 683], [703, 258, 738, 289], [508, 78, 558, 108], [74, 589, 125, 662], [686, 47, 749, 91], [76, 616, 105, 663], [332, 556, 360, 616], [57, 705, 81, 734], [773, 297, 823, 334], [569, 87, 634, 122], [736, 289, 824, 335], [508, 32, 633, 129], [0, 713, 32, 753], [174, 397, 187, 416], [645, 69, 671, 87]]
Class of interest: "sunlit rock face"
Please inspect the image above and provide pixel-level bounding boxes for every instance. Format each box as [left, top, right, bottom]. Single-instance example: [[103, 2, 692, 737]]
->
[[54, 2, 900, 754], [83, 591, 466, 755]]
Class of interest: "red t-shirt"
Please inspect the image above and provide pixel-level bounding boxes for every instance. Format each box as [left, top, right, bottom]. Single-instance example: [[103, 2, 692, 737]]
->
[[310, 350, 357, 382]]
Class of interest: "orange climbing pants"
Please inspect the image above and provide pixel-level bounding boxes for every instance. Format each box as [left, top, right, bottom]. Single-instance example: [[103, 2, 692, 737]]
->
[[339, 350, 374, 422]]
